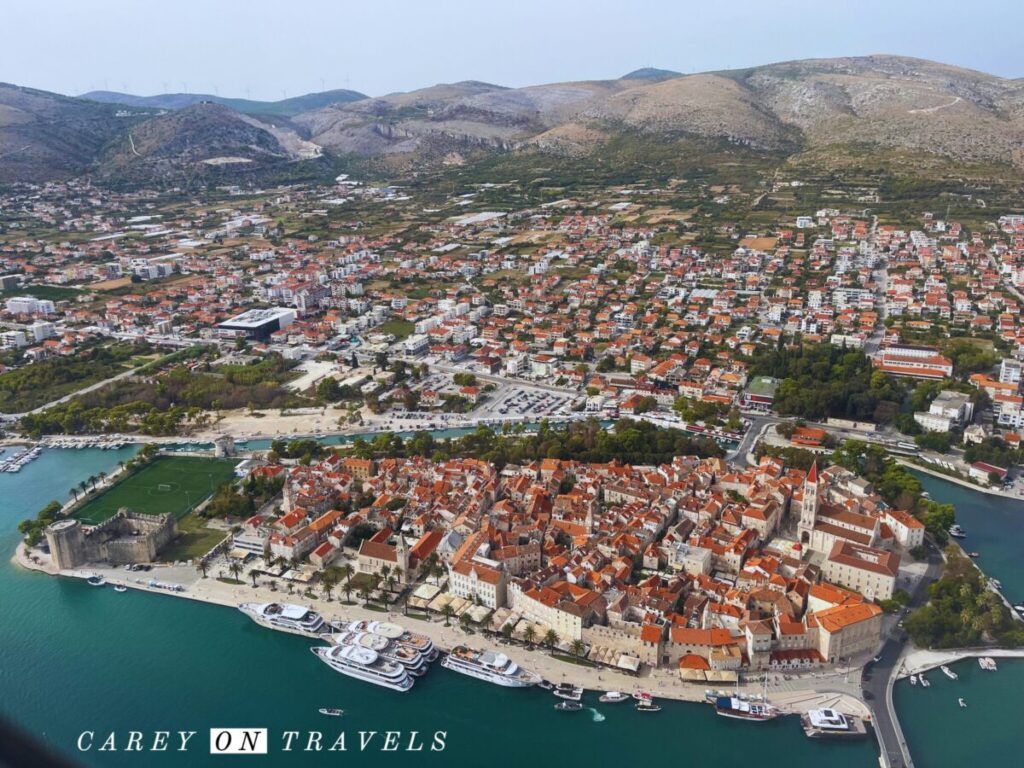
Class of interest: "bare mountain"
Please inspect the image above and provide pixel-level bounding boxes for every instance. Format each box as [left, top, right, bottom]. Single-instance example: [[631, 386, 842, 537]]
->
[[0, 82, 153, 182], [98, 102, 321, 180], [295, 55, 1024, 171], [79, 88, 367, 117], [4, 56, 1024, 184]]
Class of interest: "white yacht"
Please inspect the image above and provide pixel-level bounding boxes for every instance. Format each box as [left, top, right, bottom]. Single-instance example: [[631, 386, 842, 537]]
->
[[329, 629, 429, 676], [311, 644, 413, 692], [239, 602, 326, 636], [941, 665, 958, 680], [440, 645, 541, 687], [342, 619, 439, 662]]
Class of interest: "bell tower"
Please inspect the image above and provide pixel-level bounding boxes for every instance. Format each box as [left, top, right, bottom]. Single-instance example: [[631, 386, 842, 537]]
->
[[797, 461, 820, 543]]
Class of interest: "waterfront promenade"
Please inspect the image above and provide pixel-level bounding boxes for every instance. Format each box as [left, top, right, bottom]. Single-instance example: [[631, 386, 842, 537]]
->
[[13, 544, 868, 717]]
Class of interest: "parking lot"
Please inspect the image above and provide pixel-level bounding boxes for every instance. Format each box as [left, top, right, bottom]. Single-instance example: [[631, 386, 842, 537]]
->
[[486, 385, 574, 418]]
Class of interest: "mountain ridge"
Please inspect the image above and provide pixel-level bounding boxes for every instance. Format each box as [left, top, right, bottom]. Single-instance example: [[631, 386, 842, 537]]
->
[[3, 55, 1024, 184]]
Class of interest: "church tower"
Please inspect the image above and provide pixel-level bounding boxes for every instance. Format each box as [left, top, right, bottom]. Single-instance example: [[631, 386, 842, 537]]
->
[[797, 461, 820, 543]]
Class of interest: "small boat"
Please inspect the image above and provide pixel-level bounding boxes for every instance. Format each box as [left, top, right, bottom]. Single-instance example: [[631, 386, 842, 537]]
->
[[554, 701, 583, 712], [909, 674, 918, 686], [958, 698, 966, 708], [632, 691, 654, 702], [948, 525, 967, 539], [86, 575, 106, 587], [968, 552, 980, 558], [537, 680, 554, 691], [598, 691, 630, 703], [553, 684, 583, 701], [941, 665, 958, 680], [113, 585, 128, 593], [919, 674, 931, 688], [1014, 605, 1024, 614], [988, 579, 1002, 591], [318, 708, 344, 717], [635, 699, 662, 713]]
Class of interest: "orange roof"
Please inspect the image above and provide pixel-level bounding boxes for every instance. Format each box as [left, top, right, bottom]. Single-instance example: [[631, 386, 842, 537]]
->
[[814, 603, 882, 633]]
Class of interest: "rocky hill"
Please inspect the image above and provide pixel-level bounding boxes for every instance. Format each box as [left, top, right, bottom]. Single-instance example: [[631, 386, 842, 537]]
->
[[4, 56, 1024, 184], [79, 88, 367, 117]]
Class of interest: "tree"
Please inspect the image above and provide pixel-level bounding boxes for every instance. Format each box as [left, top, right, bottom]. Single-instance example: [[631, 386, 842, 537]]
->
[[197, 559, 208, 579], [459, 612, 472, 631], [339, 563, 355, 602], [441, 603, 454, 626], [69, 487, 78, 501], [543, 629, 560, 650], [569, 639, 586, 661], [228, 560, 242, 582], [250, 569, 259, 588], [523, 625, 537, 647]]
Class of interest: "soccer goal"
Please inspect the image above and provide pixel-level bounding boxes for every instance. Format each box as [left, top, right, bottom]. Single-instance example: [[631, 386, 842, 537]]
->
[[157, 484, 172, 492]]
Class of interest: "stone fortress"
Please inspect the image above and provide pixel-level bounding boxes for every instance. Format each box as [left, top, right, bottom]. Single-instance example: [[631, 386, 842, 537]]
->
[[45, 509, 177, 570]]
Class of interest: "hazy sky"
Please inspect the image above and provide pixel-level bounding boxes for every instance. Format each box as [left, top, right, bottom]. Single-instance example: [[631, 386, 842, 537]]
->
[[4, 0, 1020, 99]]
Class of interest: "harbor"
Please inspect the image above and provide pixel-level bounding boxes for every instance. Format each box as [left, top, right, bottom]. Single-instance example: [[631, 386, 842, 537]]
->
[[2, 447, 1023, 766]]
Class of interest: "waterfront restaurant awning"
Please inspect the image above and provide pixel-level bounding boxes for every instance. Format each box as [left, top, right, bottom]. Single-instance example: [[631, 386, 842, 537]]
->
[[679, 668, 708, 682], [615, 654, 641, 673], [704, 669, 738, 683]]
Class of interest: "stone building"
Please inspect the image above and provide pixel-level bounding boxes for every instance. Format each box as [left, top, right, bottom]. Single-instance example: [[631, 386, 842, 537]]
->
[[45, 510, 177, 570]]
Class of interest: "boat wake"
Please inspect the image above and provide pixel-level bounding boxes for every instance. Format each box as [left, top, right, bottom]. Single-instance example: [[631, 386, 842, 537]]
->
[[588, 708, 605, 722]]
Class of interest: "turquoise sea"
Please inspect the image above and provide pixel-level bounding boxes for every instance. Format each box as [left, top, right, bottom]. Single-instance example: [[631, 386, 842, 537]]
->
[[0, 448, 1016, 767]]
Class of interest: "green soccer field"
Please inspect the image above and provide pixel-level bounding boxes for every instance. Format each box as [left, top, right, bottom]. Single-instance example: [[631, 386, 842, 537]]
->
[[73, 455, 240, 525]]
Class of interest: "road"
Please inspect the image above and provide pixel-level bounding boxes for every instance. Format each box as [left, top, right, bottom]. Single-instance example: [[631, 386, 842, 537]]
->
[[862, 537, 944, 768]]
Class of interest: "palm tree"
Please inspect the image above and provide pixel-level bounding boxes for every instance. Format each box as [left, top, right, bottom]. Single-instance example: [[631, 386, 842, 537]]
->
[[250, 569, 259, 588], [228, 560, 242, 582], [98, 471, 108, 486], [378, 565, 391, 605], [197, 559, 208, 579], [339, 563, 355, 603], [358, 584, 371, 606], [459, 612, 472, 632], [322, 571, 338, 601], [569, 639, 586, 661], [441, 603, 454, 627], [78, 480, 88, 496], [523, 625, 537, 648], [69, 487, 78, 501], [118, 460, 125, 473], [88, 475, 97, 490], [543, 629, 559, 651]]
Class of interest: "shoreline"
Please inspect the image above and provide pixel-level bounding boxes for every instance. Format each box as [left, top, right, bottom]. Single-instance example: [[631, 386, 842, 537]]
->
[[897, 647, 1024, 678], [12, 542, 869, 719], [897, 459, 1024, 502]]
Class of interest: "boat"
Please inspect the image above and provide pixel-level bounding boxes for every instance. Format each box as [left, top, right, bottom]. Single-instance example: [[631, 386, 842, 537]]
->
[[318, 708, 344, 717], [632, 691, 654, 702], [342, 620, 439, 662], [553, 683, 583, 701], [948, 524, 967, 539], [919, 674, 931, 688], [713, 696, 780, 722], [909, 674, 918, 686], [113, 585, 127, 593], [978, 657, 998, 671], [800, 709, 869, 739], [1014, 605, 1024, 615], [554, 701, 583, 712], [941, 665, 958, 680], [968, 552, 980, 558], [239, 602, 326, 636], [440, 645, 541, 687], [311, 645, 413, 692], [85, 575, 106, 587], [598, 691, 630, 703], [988, 579, 1003, 591], [329, 630, 429, 676], [958, 698, 966, 708], [635, 699, 662, 713], [537, 680, 554, 691]]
